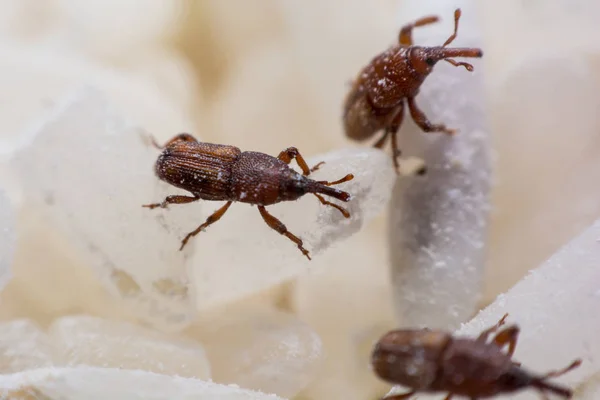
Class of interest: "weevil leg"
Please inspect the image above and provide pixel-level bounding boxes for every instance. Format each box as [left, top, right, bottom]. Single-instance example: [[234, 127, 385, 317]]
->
[[492, 325, 520, 357], [444, 394, 454, 400], [313, 193, 350, 218], [147, 135, 162, 149], [143, 195, 199, 209], [277, 147, 313, 176], [373, 130, 390, 149], [179, 201, 232, 250], [407, 97, 456, 136], [278, 147, 324, 173], [373, 98, 404, 151], [258, 205, 311, 260], [399, 15, 439, 46], [476, 313, 509, 343], [149, 133, 198, 149], [388, 104, 405, 173], [373, 105, 407, 172], [388, 130, 400, 171], [442, 9, 462, 47], [384, 390, 416, 399], [310, 161, 326, 173]]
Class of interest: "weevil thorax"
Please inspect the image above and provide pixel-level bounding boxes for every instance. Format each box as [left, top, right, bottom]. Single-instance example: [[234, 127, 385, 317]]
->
[[364, 46, 421, 108], [228, 151, 304, 206], [371, 329, 451, 390]]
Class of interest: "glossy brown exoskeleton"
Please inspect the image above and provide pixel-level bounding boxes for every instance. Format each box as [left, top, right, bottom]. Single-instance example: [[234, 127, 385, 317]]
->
[[143, 133, 354, 260], [343, 8, 483, 171], [371, 314, 582, 399]]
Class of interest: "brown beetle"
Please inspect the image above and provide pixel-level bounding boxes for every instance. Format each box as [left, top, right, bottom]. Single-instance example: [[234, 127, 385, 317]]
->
[[343, 8, 483, 171], [143, 133, 354, 260], [371, 314, 582, 399]]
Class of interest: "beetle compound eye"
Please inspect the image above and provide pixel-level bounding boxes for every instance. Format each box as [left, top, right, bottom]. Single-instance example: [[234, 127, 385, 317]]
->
[[425, 57, 435, 66]]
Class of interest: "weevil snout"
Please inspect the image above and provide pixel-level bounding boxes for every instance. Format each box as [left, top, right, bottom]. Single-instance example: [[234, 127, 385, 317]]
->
[[436, 46, 483, 72], [309, 177, 353, 203], [409, 46, 483, 74], [430, 46, 483, 62]]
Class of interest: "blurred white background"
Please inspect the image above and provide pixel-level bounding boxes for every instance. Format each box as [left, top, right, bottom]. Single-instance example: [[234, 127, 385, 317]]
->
[[0, 1, 600, 399]]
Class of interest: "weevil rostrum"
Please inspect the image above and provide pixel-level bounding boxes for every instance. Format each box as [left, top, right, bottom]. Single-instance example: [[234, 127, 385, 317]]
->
[[143, 133, 354, 260], [343, 8, 483, 172], [371, 314, 582, 399]]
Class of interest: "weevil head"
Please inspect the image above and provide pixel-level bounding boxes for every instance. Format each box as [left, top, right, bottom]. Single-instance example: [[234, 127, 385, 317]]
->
[[407, 46, 438, 76], [279, 169, 311, 202], [279, 169, 353, 205], [408, 45, 483, 75], [371, 329, 450, 390], [494, 366, 535, 394]]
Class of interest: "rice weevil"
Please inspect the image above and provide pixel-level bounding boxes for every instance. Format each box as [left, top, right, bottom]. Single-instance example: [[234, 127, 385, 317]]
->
[[371, 313, 582, 399], [343, 8, 483, 172], [143, 133, 354, 260]]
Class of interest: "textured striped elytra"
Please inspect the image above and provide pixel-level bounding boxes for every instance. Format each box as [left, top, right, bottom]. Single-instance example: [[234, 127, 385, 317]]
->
[[156, 141, 240, 201], [371, 314, 581, 399], [343, 8, 483, 172], [143, 133, 354, 259]]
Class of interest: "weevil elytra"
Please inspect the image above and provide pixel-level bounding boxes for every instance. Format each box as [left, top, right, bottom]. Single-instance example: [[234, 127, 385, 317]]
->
[[143, 133, 354, 260], [343, 8, 483, 172], [371, 314, 582, 399]]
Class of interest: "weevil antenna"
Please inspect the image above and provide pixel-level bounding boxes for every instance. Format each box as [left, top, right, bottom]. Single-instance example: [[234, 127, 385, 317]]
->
[[313, 193, 350, 218], [532, 380, 572, 399], [444, 58, 474, 71], [531, 359, 582, 399], [310, 173, 354, 202], [316, 173, 354, 187], [540, 359, 582, 380]]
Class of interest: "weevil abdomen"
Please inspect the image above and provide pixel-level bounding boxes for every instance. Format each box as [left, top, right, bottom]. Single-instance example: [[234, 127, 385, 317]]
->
[[343, 83, 403, 141], [155, 141, 241, 201], [344, 88, 384, 141]]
